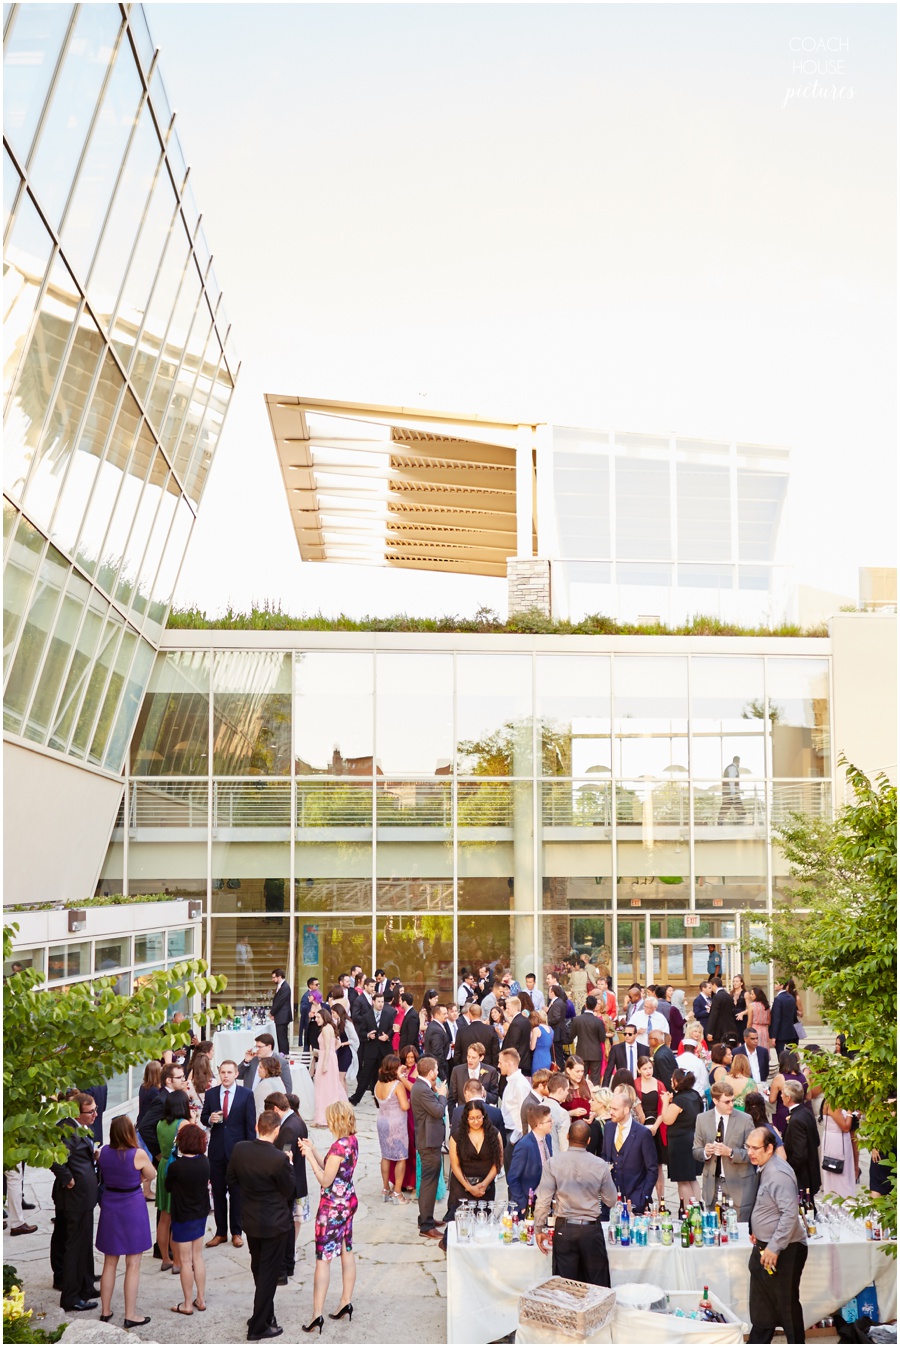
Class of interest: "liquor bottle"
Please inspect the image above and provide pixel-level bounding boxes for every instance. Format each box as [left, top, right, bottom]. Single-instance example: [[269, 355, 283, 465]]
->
[[681, 1210, 691, 1248], [619, 1200, 631, 1247], [608, 1196, 619, 1246], [661, 1204, 673, 1246], [699, 1286, 713, 1312], [525, 1188, 535, 1221], [677, 1198, 685, 1221], [546, 1199, 556, 1250], [715, 1183, 725, 1227], [726, 1198, 739, 1241]]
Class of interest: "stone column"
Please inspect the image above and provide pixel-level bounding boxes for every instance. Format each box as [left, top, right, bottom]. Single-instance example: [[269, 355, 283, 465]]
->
[[507, 557, 551, 618]]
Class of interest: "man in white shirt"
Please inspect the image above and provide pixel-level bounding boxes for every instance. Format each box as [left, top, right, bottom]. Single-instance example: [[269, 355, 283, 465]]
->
[[623, 984, 644, 1023], [539, 1071, 571, 1153], [675, 1040, 710, 1098], [524, 973, 545, 1013], [445, 1004, 461, 1072], [630, 994, 670, 1051], [498, 1047, 532, 1147], [456, 973, 477, 1007]]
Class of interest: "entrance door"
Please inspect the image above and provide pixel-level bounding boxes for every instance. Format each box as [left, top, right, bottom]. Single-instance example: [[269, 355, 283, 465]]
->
[[649, 939, 740, 993]]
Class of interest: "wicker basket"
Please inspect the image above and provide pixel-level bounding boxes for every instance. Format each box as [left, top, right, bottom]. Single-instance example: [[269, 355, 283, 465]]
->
[[519, 1278, 616, 1338]]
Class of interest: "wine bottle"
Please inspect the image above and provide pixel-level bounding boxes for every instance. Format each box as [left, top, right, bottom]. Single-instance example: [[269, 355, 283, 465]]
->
[[681, 1211, 691, 1248]]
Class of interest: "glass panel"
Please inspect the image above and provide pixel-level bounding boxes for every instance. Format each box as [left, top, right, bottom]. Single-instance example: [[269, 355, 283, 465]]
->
[[678, 564, 734, 589], [88, 623, 136, 763], [48, 942, 90, 980], [457, 867, 514, 912], [737, 470, 787, 563], [42, 345, 123, 553], [3, 542, 68, 733], [676, 463, 731, 562], [770, 780, 831, 823], [690, 656, 766, 778], [615, 780, 690, 833], [155, 264, 203, 453], [28, 5, 120, 228], [376, 880, 453, 913], [739, 565, 771, 591], [695, 874, 767, 911], [4, 251, 83, 512], [296, 780, 372, 829], [183, 352, 229, 503], [115, 450, 167, 609], [613, 655, 688, 778], [3, 191, 55, 409], [77, 395, 143, 584], [541, 875, 614, 912], [376, 780, 451, 827], [61, 37, 142, 278], [456, 653, 532, 775], [211, 849, 290, 917], [149, 63, 172, 133], [293, 916, 371, 1013], [617, 863, 690, 909], [145, 494, 192, 629], [68, 613, 123, 757], [103, 632, 154, 771], [692, 780, 767, 836], [3, 945, 46, 978], [553, 431, 611, 559], [134, 932, 165, 964], [458, 914, 530, 986], [131, 780, 208, 829], [618, 561, 673, 586], [616, 456, 671, 560], [131, 649, 210, 775], [95, 936, 130, 971], [3, 144, 21, 236], [377, 914, 453, 1002], [22, 565, 88, 743], [295, 844, 372, 911], [129, 6, 155, 76], [212, 651, 292, 775], [18, 305, 105, 536], [3, 513, 44, 666], [48, 587, 107, 750], [294, 651, 373, 774], [213, 781, 291, 828], [374, 652, 452, 776], [167, 928, 193, 960], [768, 658, 830, 777], [541, 916, 614, 983], [209, 916, 290, 1007], [3, 3, 71, 164], [541, 780, 612, 831], [133, 210, 190, 411], [536, 653, 610, 776]]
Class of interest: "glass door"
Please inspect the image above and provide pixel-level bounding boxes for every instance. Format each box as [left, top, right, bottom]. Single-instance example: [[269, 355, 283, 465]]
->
[[649, 938, 741, 993], [616, 917, 645, 988]]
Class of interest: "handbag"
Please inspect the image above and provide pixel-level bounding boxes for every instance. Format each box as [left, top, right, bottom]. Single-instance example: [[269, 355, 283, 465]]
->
[[794, 1022, 807, 1040], [822, 1154, 845, 1173]]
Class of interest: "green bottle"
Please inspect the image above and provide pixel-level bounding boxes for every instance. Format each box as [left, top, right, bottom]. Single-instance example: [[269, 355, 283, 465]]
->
[[681, 1212, 691, 1248]]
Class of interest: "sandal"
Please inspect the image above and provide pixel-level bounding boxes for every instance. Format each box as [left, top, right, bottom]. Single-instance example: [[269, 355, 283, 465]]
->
[[192, 1299, 207, 1312], [391, 1192, 410, 1204], [170, 1304, 193, 1316]]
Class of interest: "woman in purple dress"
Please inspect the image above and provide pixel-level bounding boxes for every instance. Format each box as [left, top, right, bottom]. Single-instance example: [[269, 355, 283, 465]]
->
[[299, 1102, 359, 1333], [96, 1115, 155, 1327]]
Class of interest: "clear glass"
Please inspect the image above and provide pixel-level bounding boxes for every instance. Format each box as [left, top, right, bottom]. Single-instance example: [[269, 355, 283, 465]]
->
[[183, 353, 230, 503], [68, 613, 123, 757], [294, 845, 373, 911], [615, 779, 690, 832], [616, 917, 646, 987], [114, 450, 167, 609], [375, 652, 453, 776], [2, 190, 55, 412], [690, 656, 766, 778], [541, 875, 614, 911], [541, 780, 612, 832], [88, 624, 137, 764], [376, 879, 454, 913], [211, 852, 290, 916], [28, 4, 120, 228], [129, 7, 156, 77], [376, 780, 452, 827], [95, 936, 130, 971], [293, 916, 371, 1010], [60, 35, 142, 278], [616, 457, 671, 560], [692, 780, 766, 836], [103, 633, 154, 771], [213, 780, 291, 829], [613, 656, 688, 778], [676, 463, 731, 562], [80, 404, 146, 588], [48, 942, 90, 981], [210, 917, 291, 1007], [456, 653, 532, 775], [131, 780, 208, 829], [457, 914, 518, 979], [553, 430, 611, 559], [134, 931, 165, 964], [694, 871, 767, 910], [678, 563, 734, 590], [3, 945, 45, 978], [47, 588, 108, 751], [536, 653, 611, 775], [3, 144, 21, 236], [145, 495, 193, 630], [212, 651, 292, 775], [3, 542, 68, 734], [130, 649, 209, 774], [135, 213, 190, 416], [169, 299, 214, 474], [3, 513, 44, 663], [737, 470, 787, 563], [770, 780, 831, 823], [377, 914, 453, 1002], [129, 472, 178, 619], [768, 658, 830, 777], [296, 780, 372, 829], [294, 651, 373, 774], [154, 266, 203, 450], [22, 566, 89, 743], [457, 865, 515, 912], [167, 927, 194, 960], [542, 916, 614, 981], [2, 3, 72, 164]]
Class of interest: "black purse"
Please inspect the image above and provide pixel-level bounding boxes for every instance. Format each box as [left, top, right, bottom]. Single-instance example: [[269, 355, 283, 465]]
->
[[822, 1155, 844, 1174]]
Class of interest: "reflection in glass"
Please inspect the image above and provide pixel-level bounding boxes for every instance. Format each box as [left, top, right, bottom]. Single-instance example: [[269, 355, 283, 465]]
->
[[692, 780, 766, 834], [376, 880, 453, 913], [770, 780, 831, 823], [167, 928, 194, 960], [541, 780, 612, 830], [457, 915, 516, 978], [135, 933, 166, 963], [293, 868, 372, 913], [296, 781, 372, 829], [104, 635, 154, 771], [48, 942, 90, 981], [69, 614, 124, 758], [115, 449, 167, 609], [536, 654, 610, 775], [295, 652, 373, 774], [3, 191, 55, 411], [690, 656, 766, 778], [614, 656, 688, 778], [210, 917, 289, 1006], [23, 566, 89, 743], [210, 860, 290, 918], [376, 780, 451, 827], [457, 869, 514, 912], [130, 781, 208, 829], [694, 874, 767, 910], [88, 625, 138, 764], [130, 473, 179, 619], [3, 513, 44, 662], [615, 779, 690, 833], [131, 649, 209, 774], [95, 937, 131, 972], [3, 541, 68, 733], [768, 658, 830, 777], [294, 916, 371, 1006], [541, 876, 613, 911], [377, 914, 453, 1001], [2, 4, 72, 164], [375, 652, 452, 775], [48, 588, 108, 751], [456, 653, 532, 775], [213, 780, 291, 829], [541, 916, 614, 983], [212, 651, 291, 775], [3, 146, 21, 236]]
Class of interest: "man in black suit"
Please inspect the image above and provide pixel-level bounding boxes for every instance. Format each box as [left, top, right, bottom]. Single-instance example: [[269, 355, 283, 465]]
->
[[227, 1109, 295, 1341], [423, 1004, 453, 1080], [374, 993, 395, 1065], [732, 1028, 770, 1085], [411, 1058, 448, 1239], [501, 998, 533, 1075], [201, 1060, 257, 1247], [707, 985, 741, 1047], [348, 986, 380, 1104], [570, 997, 608, 1085], [693, 981, 713, 1039], [373, 968, 390, 997], [602, 1023, 641, 1085], [648, 1029, 678, 1090], [770, 982, 799, 1056], [449, 1041, 500, 1106], [270, 969, 293, 1056], [50, 1094, 100, 1311], [267, 1093, 308, 1283], [347, 966, 363, 1008], [782, 1081, 822, 1201], [397, 993, 419, 1053], [454, 1000, 500, 1069]]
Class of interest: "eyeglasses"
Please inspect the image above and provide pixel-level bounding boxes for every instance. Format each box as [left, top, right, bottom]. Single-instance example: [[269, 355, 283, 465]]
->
[[624, 1029, 637, 1036]]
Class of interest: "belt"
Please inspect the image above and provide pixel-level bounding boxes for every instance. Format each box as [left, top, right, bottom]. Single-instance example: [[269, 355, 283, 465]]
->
[[555, 1215, 602, 1227], [104, 1185, 142, 1193]]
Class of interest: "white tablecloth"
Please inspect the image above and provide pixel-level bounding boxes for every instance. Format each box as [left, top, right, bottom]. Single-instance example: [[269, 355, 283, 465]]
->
[[517, 1290, 743, 1346], [213, 1021, 276, 1067], [446, 1223, 896, 1344]]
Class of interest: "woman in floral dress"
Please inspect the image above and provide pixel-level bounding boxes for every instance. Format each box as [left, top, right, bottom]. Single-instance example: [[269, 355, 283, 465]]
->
[[299, 1102, 359, 1331]]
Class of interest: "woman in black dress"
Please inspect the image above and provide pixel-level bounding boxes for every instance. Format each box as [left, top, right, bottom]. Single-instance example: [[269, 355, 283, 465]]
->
[[636, 1056, 669, 1203], [331, 1003, 352, 1093], [660, 1068, 703, 1206], [446, 1101, 503, 1229]]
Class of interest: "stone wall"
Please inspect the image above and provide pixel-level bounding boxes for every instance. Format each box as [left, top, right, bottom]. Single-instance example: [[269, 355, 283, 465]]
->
[[507, 557, 551, 617]]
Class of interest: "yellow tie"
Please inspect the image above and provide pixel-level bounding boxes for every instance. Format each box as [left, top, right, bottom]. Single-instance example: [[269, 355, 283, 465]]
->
[[615, 1123, 626, 1152]]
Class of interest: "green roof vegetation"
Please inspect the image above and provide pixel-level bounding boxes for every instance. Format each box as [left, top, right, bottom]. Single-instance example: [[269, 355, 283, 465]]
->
[[167, 602, 829, 638]]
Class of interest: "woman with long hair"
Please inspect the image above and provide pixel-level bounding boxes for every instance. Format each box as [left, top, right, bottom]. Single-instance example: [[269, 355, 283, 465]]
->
[[447, 1100, 503, 1227], [139, 1062, 161, 1111], [392, 1045, 420, 1193], [747, 986, 771, 1050], [419, 990, 439, 1050], [330, 1001, 353, 1093], [374, 1055, 411, 1203], [709, 1043, 732, 1089], [253, 1055, 287, 1115], [731, 974, 748, 1029], [156, 1090, 192, 1273], [743, 1092, 787, 1158], [488, 1004, 507, 1042], [561, 1056, 592, 1119], [313, 1004, 349, 1127], [164, 1123, 210, 1316], [728, 1052, 755, 1110], [299, 1102, 359, 1333], [96, 1116, 155, 1326], [660, 1069, 703, 1206], [769, 1050, 807, 1133], [187, 1048, 214, 1106], [530, 1009, 554, 1074], [636, 1056, 669, 1201]]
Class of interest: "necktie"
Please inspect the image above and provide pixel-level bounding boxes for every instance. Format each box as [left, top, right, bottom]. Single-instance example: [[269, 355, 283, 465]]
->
[[538, 1137, 549, 1165], [715, 1114, 724, 1179], [628, 1046, 635, 1075], [223, 1089, 230, 1120], [615, 1123, 626, 1152]]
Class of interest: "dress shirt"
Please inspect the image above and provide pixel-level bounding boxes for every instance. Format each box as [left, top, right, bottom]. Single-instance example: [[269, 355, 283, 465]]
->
[[747, 1050, 763, 1083], [545, 1097, 570, 1153], [631, 1011, 669, 1045], [529, 988, 546, 1013], [622, 1041, 641, 1077], [533, 1150, 618, 1230], [749, 1156, 807, 1253], [500, 1070, 532, 1144], [222, 1085, 235, 1116], [614, 1116, 633, 1149], [457, 984, 475, 1006], [676, 1051, 709, 1097]]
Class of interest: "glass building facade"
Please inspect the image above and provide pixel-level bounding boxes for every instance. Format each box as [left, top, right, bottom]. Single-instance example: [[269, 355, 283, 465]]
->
[[100, 636, 832, 1011], [3, 4, 237, 772]]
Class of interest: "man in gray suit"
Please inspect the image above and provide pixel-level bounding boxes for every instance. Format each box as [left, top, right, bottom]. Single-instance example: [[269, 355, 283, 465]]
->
[[692, 1080, 758, 1220], [411, 1056, 448, 1240], [569, 997, 607, 1086]]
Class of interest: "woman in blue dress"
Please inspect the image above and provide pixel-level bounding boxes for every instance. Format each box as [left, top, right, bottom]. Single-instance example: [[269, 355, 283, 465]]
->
[[96, 1115, 155, 1327], [529, 1009, 554, 1074]]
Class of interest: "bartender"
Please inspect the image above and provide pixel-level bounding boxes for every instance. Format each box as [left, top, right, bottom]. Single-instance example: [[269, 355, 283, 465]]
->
[[534, 1119, 618, 1287], [746, 1127, 808, 1344]]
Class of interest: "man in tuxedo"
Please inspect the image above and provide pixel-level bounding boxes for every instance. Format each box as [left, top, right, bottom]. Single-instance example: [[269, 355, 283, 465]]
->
[[454, 1000, 499, 1069], [502, 997, 533, 1075], [648, 1029, 678, 1091], [770, 982, 799, 1056], [267, 1093, 308, 1283], [298, 978, 320, 1051], [396, 993, 419, 1053], [707, 985, 741, 1047], [449, 1042, 500, 1106], [423, 1004, 453, 1080], [347, 966, 363, 1007], [201, 1060, 257, 1247], [373, 993, 395, 1065], [411, 1057, 448, 1239], [570, 997, 607, 1085], [601, 1087, 658, 1214], [782, 1081, 822, 1201], [733, 1027, 770, 1085], [238, 1034, 293, 1095], [270, 969, 293, 1055], [373, 968, 390, 998], [603, 1023, 641, 1085], [348, 987, 380, 1104], [445, 1003, 461, 1069], [227, 1109, 295, 1341], [692, 1080, 757, 1220], [693, 982, 713, 1039], [50, 1094, 100, 1311], [507, 1104, 553, 1214]]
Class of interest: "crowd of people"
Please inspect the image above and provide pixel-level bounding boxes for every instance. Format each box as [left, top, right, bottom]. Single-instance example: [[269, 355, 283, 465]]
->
[[26, 948, 889, 1345]]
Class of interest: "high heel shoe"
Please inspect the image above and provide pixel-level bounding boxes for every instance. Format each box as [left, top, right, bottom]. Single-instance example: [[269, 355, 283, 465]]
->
[[329, 1303, 353, 1322], [99, 1314, 112, 1323], [302, 1315, 324, 1334]]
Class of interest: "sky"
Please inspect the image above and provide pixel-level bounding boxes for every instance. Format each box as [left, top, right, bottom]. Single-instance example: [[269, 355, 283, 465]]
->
[[144, 2, 897, 620]]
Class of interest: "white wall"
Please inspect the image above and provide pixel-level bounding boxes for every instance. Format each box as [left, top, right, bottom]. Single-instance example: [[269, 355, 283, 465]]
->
[[3, 741, 124, 905], [829, 613, 897, 807]]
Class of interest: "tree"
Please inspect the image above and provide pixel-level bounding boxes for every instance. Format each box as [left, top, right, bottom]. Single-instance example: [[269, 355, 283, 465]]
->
[[3, 924, 231, 1170], [752, 760, 897, 1246]]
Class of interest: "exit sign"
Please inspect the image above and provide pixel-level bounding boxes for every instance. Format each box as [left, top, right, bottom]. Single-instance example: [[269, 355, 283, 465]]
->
[[684, 913, 700, 928], [713, 898, 724, 907], [630, 898, 641, 907]]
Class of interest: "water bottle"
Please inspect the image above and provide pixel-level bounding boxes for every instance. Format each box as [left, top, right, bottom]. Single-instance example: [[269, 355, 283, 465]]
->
[[619, 1202, 630, 1247]]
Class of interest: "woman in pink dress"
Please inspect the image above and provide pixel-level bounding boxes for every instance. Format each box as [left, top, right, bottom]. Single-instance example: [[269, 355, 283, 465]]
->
[[389, 1045, 420, 1193], [313, 1006, 348, 1127], [748, 986, 771, 1050]]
